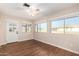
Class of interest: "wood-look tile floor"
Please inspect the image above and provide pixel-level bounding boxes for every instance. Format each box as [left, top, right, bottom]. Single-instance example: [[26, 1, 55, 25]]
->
[[0, 39, 79, 56]]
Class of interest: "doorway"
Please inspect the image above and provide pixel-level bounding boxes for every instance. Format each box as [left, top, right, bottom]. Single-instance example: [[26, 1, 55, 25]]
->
[[6, 20, 20, 43]]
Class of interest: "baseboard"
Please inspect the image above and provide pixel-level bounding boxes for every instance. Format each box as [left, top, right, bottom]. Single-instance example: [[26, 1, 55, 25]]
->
[[0, 39, 32, 46], [34, 39, 79, 55], [0, 43, 7, 46]]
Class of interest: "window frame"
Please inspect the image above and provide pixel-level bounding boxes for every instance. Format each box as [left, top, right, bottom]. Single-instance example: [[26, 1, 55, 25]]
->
[[51, 16, 79, 34], [51, 19, 65, 33], [35, 22, 47, 32], [22, 23, 32, 32]]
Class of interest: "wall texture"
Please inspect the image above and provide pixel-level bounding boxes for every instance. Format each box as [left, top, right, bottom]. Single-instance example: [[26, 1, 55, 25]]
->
[[34, 33, 79, 54], [33, 6, 79, 54], [0, 15, 33, 45]]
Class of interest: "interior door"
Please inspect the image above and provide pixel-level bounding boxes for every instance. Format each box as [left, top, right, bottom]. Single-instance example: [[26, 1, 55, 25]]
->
[[6, 20, 19, 43]]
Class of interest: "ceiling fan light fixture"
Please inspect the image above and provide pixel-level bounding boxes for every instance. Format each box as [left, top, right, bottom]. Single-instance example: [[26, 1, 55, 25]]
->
[[23, 3, 40, 16], [23, 3, 30, 7]]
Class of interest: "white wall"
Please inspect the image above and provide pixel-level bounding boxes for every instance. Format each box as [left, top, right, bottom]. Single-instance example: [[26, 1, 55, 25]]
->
[[33, 6, 79, 54], [34, 33, 79, 54], [0, 15, 33, 45], [34, 19, 79, 54], [0, 16, 6, 45]]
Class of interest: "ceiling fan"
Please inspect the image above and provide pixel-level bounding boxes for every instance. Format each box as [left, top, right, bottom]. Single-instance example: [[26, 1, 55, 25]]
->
[[23, 3, 40, 16], [23, 3, 30, 7]]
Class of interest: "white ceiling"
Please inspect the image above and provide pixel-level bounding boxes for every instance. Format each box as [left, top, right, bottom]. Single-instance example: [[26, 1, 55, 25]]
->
[[0, 3, 79, 20]]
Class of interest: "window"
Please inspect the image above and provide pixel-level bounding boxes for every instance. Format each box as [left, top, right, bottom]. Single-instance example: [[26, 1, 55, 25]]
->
[[38, 24, 41, 32], [35, 23, 47, 32], [35, 24, 38, 32], [51, 20, 64, 33], [22, 24, 32, 32], [22, 24, 27, 32], [27, 24, 32, 32], [51, 16, 79, 34], [40, 23, 47, 32], [35, 24, 41, 32], [65, 17, 79, 34], [9, 24, 17, 32]]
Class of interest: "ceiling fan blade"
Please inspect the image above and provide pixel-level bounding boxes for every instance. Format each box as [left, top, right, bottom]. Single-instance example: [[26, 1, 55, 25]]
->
[[23, 3, 30, 7]]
